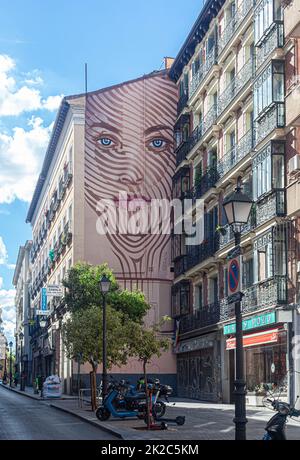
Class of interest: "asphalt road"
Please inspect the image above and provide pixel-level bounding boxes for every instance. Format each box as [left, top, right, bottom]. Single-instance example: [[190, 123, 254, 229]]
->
[[0, 386, 117, 440]]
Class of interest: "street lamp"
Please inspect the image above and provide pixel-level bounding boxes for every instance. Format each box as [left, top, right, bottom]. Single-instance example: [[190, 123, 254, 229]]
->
[[99, 275, 111, 400], [9, 341, 13, 387], [19, 332, 25, 391], [223, 181, 253, 441]]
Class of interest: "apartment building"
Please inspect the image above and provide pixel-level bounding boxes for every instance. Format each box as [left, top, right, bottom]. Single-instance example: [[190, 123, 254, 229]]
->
[[0, 313, 7, 380], [169, 0, 300, 405], [13, 241, 32, 385], [26, 70, 178, 393]]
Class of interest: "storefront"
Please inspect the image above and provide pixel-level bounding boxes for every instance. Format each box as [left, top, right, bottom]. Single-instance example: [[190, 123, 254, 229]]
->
[[224, 310, 288, 406], [176, 332, 222, 402]]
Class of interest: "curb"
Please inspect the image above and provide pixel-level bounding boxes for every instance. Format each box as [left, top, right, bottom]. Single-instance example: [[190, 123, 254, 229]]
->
[[49, 402, 125, 439], [0, 383, 43, 401]]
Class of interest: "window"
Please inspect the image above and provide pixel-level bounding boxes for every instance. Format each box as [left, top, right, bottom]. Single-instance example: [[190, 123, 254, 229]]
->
[[194, 283, 203, 310], [254, 0, 277, 45], [243, 259, 254, 289], [254, 61, 284, 120], [209, 277, 218, 304], [252, 141, 285, 200]]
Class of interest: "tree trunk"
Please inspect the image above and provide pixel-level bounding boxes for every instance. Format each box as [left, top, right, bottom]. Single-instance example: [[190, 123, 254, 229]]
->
[[90, 369, 97, 411], [143, 360, 151, 430]]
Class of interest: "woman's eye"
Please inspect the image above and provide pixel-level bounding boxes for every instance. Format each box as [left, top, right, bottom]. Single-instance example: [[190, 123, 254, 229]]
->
[[98, 138, 114, 147], [150, 139, 166, 149]]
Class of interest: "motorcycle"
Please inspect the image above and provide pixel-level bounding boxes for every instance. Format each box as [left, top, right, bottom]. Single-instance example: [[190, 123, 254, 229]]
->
[[262, 389, 300, 440], [96, 378, 172, 422]]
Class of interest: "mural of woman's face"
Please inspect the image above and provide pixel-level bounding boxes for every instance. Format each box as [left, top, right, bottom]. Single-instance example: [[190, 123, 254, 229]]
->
[[85, 73, 177, 278]]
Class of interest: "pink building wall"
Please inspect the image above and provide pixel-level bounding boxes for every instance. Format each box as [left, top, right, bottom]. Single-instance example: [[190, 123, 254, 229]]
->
[[81, 71, 178, 380]]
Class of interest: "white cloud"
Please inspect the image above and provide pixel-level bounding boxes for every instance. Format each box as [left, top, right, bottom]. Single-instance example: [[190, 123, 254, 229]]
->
[[0, 236, 8, 264], [0, 116, 53, 203], [0, 289, 16, 343], [0, 54, 63, 116], [0, 277, 3, 289]]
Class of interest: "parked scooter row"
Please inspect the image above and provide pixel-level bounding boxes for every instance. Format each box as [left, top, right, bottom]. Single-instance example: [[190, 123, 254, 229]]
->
[[96, 377, 173, 422]]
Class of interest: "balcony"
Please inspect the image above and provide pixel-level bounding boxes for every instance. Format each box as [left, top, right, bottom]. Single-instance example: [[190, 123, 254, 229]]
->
[[218, 0, 253, 56], [256, 22, 284, 71], [189, 104, 218, 153], [217, 129, 254, 179], [63, 163, 73, 188], [219, 209, 257, 250], [194, 167, 219, 200], [254, 102, 285, 146], [284, 0, 300, 38], [175, 140, 191, 166], [256, 190, 286, 226], [190, 46, 217, 98], [180, 302, 221, 334], [177, 91, 189, 115], [217, 59, 254, 117], [174, 255, 188, 278], [186, 235, 220, 271], [220, 276, 287, 321]]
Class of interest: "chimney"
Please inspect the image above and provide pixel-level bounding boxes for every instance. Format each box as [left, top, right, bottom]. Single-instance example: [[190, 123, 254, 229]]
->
[[164, 57, 175, 70]]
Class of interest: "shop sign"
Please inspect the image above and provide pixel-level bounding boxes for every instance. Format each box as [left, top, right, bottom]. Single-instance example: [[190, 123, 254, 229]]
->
[[46, 285, 64, 298], [36, 288, 50, 316], [223, 311, 276, 335], [176, 335, 216, 354], [226, 328, 279, 350]]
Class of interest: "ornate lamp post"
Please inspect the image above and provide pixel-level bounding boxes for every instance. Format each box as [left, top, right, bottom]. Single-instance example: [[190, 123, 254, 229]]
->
[[223, 181, 253, 441], [19, 332, 25, 391], [9, 341, 13, 387], [99, 275, 111, 400]]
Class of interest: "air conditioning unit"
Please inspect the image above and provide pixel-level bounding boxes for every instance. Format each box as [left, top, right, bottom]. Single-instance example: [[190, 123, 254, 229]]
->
[[289, 155, 300, 175]]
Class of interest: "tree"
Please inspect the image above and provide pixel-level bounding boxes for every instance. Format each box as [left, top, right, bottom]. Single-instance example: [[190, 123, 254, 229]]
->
[[63, 262, 150, 322], [128, 318, 171, 429], [62, 305, 134, 410]]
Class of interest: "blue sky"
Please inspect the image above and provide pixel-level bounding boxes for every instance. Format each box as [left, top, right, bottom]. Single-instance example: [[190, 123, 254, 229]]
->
[[0, 0, 203, 342]]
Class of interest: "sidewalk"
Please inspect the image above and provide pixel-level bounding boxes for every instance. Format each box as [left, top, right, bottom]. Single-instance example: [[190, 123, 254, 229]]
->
[[2, 384, 300, 440]]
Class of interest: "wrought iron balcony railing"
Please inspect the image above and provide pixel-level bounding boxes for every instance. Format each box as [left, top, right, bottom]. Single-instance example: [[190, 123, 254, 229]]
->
[[186, 234, 220, 271], [256, 21, 284, 71], [189, 104, 218, 151], [174, 255, 188, 278], [220, 275, 287, 321], [218, 0, 253, 55], [256, 189, 286, 226], [190, 46, 217, 98], [254, 102, 285, 146], [180, 302, 221, 334], [217, 129, 254, 179], [176, 140, 191, 166], [217, 58, 254, 116], [219, 209, 257, 249], [177, 91, 189, 115], [194, 167, 219, 200]]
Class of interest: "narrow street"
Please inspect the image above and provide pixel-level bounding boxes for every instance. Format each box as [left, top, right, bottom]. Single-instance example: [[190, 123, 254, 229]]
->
[[0, 386, 117, 440]]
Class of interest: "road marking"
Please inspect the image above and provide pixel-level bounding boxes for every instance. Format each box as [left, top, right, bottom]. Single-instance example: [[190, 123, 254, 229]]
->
[[220, 426, 235, 433], [193, 422, 216, 428]]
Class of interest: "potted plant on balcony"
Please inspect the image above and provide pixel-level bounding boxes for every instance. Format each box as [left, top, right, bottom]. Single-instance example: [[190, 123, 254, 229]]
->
[[215, 224, 227, 236]]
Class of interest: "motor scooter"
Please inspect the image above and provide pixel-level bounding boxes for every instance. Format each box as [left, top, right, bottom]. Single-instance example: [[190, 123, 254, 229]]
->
[[263, 394, 300, 440], [96, 379, 169, 421]]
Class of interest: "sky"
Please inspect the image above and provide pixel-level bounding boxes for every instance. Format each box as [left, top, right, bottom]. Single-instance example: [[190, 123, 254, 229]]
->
[[0, 0, 204, 344]]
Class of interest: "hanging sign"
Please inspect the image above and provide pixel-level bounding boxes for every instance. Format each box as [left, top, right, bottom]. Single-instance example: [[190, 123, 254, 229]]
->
[[36, 288, 50, 316], [46, 285, 64, 298]]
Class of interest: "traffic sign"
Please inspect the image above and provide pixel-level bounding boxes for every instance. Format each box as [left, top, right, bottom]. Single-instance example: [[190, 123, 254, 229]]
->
[[227, 257, 241, 296]]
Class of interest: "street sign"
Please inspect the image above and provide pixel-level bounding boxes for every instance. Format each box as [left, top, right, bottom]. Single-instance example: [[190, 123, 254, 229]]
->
[[227, 257, 241, 296], [46, 285, 64, 298], [36, 287, 50, 316]]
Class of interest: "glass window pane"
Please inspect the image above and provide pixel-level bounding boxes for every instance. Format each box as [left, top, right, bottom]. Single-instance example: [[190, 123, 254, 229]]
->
[[272, 155, 284, 189], [273, 73, 284, 102]]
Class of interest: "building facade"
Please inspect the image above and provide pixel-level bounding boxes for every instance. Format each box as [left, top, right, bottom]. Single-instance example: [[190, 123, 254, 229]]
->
[[0, 312, 8, 381], [169, 0, 300, 404], [13, 241, 32, 385], [26, 69, 178, 393]]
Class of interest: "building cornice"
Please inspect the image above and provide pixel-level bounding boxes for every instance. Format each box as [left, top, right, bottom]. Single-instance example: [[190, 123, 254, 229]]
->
[[169, 0, 226, 82]]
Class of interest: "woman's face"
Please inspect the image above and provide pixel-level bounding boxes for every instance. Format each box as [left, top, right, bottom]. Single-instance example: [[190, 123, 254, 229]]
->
[[85, 74, 177, 213]]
